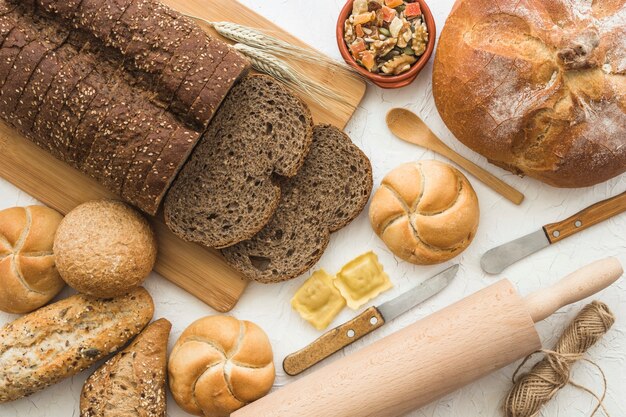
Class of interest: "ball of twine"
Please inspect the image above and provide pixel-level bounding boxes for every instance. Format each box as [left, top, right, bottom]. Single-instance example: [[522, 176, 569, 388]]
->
[[504, 301, 615, 417]]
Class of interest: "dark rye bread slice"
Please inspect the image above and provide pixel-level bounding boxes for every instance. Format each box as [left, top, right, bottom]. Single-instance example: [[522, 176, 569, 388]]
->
[[0, 36, 51, 121], [167, 35, 229, 117], [188, 50, 249, 129], [132, 125, 200, 215], [222, 125, 373, 283], [0, 26, 34, 90], [12, 44, 70, 138], [164, 74, 314, 249]]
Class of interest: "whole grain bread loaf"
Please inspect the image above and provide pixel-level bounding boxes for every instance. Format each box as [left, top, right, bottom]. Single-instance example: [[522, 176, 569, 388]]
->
[[433, 0, 626, 187], [0, 287, 154, 403], [222, 125, 373, 283], [164, 74, 314, 249], [81, 318, 171, 417], [0, 3, 208, 215], [25, 0, 250, 130]]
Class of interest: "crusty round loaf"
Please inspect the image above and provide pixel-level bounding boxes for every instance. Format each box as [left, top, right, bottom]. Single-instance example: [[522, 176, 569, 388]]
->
[[369, 160, 479, 264], [54, 200, 157, 298], [0, 206, 65, 314], [168, 316, 275, 417], [433, 0, 625, 188]]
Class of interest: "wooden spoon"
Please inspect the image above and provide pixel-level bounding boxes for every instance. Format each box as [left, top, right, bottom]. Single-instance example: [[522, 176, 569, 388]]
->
[[386, 108, 525, 205]]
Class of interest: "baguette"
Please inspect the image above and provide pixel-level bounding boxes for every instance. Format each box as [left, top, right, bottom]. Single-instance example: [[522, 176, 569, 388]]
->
[[0, 287, 154, 403]]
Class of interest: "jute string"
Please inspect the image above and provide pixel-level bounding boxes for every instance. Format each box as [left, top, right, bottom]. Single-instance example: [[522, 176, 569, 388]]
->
[[503, 301, 615, 417]]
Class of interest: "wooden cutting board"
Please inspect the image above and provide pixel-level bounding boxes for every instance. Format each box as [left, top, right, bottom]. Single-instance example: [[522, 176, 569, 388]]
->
[[0, 0, 366, 312]]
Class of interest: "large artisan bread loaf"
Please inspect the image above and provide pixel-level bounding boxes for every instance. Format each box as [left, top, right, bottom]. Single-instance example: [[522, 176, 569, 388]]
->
[[164, 74, 314, 249], [81, 318, 171, 417], [23, 0, 250, 130], [0, 287, 154, 403], [0, 0, 249, 214], [222, 125, 373, 283], [433, 0, 625, 188]]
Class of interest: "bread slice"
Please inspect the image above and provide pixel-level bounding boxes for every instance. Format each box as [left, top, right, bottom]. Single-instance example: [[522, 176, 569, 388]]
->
[[164, 74, 314, 249], [81, 318, 171, 417], [221, 125, 373, 283]]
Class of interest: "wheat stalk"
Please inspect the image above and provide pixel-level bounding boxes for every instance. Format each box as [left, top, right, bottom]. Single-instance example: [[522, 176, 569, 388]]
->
[[233, 44, 351, 107], [185, 16, 354, 76]]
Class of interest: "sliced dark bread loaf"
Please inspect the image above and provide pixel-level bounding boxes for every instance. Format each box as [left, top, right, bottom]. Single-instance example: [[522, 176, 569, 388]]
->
[[221, 125, 373, 283], [164, 74, 314, 249], [24, 0, 250, 129]]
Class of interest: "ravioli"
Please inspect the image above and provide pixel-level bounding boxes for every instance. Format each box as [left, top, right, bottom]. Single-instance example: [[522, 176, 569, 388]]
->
[[334, 252, 393, 310], [291, 270, 346, 330]]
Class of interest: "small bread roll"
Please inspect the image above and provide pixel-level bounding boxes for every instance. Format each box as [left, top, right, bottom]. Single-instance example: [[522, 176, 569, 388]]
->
[[168, 316, 275, 417], [369, 160, 479, 264], [0, 206, 65, 314], [54, 200, 157, 298]]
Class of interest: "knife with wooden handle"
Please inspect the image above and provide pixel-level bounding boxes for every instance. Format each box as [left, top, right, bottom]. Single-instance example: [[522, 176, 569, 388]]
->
[[481, 191, 626, 274], [283, 265, 459, 376]]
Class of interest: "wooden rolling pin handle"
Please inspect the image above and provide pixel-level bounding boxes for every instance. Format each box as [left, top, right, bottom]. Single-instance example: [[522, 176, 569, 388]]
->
[[544, 191, 626, 244], [283, 306, 385, 376], [524, 257, 623, 323]]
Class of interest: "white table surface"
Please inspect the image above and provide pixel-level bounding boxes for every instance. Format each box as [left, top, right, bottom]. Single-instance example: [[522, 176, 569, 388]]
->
[[1, 1, 625, 416]]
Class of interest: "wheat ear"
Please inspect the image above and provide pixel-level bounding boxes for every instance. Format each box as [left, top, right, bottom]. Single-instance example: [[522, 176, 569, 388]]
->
[[233, 44, 351, 107], [185, 16, 354, 76]]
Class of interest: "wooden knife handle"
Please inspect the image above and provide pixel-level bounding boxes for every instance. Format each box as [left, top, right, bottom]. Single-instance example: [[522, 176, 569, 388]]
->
[[283, 306, 385, 376], [543, 191, 626, 244]]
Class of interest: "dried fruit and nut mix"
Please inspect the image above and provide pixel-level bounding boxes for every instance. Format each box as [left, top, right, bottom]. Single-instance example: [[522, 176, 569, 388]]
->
[[344, 0, 429, 75]]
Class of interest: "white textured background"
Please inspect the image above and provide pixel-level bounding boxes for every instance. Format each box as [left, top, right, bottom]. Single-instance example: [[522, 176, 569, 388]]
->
[[1, 0, 625, 416]]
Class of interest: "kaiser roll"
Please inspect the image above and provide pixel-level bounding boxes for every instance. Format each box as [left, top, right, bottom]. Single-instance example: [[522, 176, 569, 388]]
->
[[53, 200, 157, 298], [369, 160, 479, 264], [168, 316, 275, 417], [433, 0, 625, 188], [0, 206, 65, 313]]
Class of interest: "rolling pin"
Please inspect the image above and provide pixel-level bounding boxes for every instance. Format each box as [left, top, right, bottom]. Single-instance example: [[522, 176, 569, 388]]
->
[[232, 257, 623, 417]]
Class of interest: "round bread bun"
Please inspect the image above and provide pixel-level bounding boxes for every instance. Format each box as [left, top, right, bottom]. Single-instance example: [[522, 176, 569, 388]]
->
[[369, 160, 480, 265], [0, 206, 65, 313], [432, 0, 625, 188], [168, 316, 275, 417], [53, 200, 157, 298]]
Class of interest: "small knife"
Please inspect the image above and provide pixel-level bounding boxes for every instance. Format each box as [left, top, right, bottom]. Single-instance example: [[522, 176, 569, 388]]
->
[[481, 191, 626, 275], [282, 264, 458, 376]]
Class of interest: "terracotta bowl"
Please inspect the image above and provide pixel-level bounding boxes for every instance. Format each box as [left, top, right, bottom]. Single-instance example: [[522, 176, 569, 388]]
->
[[336, 0, 437, 89]]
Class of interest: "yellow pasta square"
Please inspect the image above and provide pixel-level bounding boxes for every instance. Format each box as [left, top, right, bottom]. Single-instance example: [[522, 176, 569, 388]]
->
[[291, 270, 346, 330], [334, 252, 393, 310]]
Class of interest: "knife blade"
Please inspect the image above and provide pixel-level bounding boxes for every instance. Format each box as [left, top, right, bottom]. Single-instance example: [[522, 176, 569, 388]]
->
[[481, 191, 626, 275], [481, 229, 549, 275], [283, 265, 458, 376]]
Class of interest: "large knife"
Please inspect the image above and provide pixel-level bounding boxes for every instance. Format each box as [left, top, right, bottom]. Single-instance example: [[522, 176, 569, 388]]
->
[[283, 265, 458, 376], [482, 191, 626, 274]]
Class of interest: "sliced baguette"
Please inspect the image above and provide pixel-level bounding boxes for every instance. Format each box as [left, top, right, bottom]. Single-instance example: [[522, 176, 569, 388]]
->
[[164, 74, 314, 249], [81, 318, 171, 417], [0, 287, 154, 403], [222, 125, 373, 283]]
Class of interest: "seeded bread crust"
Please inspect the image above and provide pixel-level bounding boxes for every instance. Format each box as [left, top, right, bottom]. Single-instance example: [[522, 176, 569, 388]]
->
[[222, 125, 373, 283], [29, 0, 250, 129], [0, 287, 154, 404], [80, 318, 171, 417], [164, 74, 314, 249], [2, 0, 245, 215]]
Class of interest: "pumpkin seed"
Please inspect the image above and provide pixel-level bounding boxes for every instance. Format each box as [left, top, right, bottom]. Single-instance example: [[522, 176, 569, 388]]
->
[[379, 27, 391, 37]]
